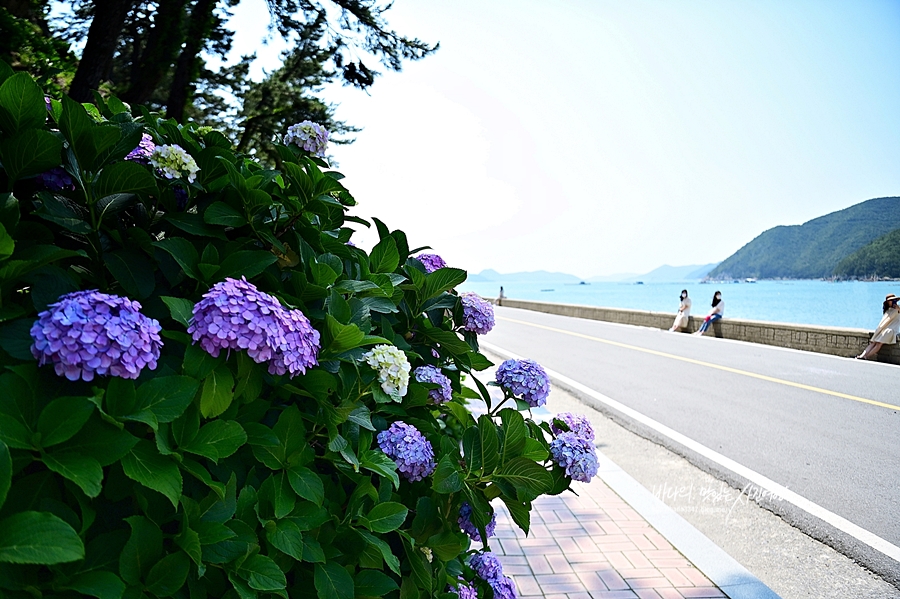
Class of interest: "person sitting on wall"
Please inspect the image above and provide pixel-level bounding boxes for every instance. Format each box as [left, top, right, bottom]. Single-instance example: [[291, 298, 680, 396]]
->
[[693, 291, 724, 336], [669, 289, 691, 332], [856, 294, 900, 360]]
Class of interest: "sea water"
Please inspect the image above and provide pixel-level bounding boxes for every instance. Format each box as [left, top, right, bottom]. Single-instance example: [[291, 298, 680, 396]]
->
[[457, 279, 900, 330]]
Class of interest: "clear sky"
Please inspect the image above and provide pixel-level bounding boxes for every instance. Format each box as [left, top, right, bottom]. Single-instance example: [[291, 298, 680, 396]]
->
[[226, 0, 900, 279]]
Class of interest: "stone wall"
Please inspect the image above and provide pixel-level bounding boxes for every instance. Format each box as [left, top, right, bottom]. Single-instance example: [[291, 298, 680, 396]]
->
[[495, 298, 900, 365]]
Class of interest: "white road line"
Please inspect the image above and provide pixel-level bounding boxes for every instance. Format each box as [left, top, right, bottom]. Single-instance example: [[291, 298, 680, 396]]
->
[[480, 340, 900, 565]]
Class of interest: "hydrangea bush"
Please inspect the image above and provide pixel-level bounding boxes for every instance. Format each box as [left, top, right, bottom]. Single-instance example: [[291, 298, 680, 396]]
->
[[0, 64, 597, 599]]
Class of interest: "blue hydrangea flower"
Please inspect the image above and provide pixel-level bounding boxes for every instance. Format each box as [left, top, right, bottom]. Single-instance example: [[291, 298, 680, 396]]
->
[[551, 412, 594, 441], [449, 580, 478, 599], [495, 359, 550, 407], [39, 167, 75, 192], [125, 133, 155, 165], [550, 431, 599, 483], [188, 277, 319, 377], [491, 576, 517, 599], [30, 290, 163, 382], [284, 121, 329, 157], [458, 502, 496, 542], [377, 421, 436, 482], [416, 253, 447, 273], [414, 365, 452, 403], [460, 293, 494, 334], [468, 551, 504, 582]]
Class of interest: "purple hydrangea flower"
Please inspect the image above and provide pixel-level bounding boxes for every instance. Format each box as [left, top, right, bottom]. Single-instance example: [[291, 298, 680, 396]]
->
[[491, 576, 518, 599], [39, 167, 75, 192], [414, 365, 452, 403], [125, 133, 156, 165], [416, 253, 447, 273], [188, 277, 319, 377], [30, 290, 162, 382], [495, 359, 550, 407], [458, 502, 496, 542], [460, 292, 494, 335], [173, 186, 188, 210], [449, 580, 478, 599], [550, 432, 599, 483], [551, 412, 594, 441], [284, 121, 329, 157], [468, 551, 504, 582], [376, 421, 436, 482]]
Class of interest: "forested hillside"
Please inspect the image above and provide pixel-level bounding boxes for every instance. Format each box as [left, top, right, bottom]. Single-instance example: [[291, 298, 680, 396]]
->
[[708, 197, 900, 279], [833, 228, 900, 279]]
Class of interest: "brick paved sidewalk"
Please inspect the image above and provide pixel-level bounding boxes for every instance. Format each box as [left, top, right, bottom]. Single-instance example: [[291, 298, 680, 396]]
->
[[491, 479, 726, 599]]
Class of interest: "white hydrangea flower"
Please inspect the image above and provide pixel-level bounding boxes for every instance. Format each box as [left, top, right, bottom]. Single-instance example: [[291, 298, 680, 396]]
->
[[150, 144, 200, 183], [283, 121, 329, 157], [363, 344, 410, 397]]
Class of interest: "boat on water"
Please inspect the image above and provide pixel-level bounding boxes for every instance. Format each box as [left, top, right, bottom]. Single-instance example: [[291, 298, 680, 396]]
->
[[745, 278, 757, 283], [634, 281, 644, 285]]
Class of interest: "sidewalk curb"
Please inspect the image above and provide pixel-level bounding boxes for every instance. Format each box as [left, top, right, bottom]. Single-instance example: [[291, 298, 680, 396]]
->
[[595, 451, 782, 599]]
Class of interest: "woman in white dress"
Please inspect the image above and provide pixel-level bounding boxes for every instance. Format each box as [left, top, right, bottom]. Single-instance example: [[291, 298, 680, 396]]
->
[[669, 290, 691, 332], [856, 294, 900, 360]]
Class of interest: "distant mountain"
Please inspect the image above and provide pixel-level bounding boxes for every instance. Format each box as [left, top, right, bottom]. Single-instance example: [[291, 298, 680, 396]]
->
[[586, 272, 640, 282], [620, 263, 718, 283], [708, 197, 900, 279], [834, 228, 900, 279], [468, 269, 582, 283]]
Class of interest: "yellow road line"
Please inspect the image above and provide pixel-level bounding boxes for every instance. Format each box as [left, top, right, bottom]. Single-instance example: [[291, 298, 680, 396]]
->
[[498, 316, 900, 412]]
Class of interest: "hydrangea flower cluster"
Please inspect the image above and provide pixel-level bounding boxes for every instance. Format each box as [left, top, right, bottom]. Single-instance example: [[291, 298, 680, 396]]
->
[[449, 580, 478, 599], [414, 365, 452, 403], [39, 167, 75, 192], [416, 253, 446, 273], [495, 358, 550, 407], [125, 133, 156, 164], [376, 421, 436, 482], [550, 432, 598, 483], [468, 552, 517, 599], [150, 144, 200, 183], [188, 277, 320, 377], [458, 502, 497, 542], [284, 121, 329, 157], [460, 292, 495, 334], [30, 290, 162, 382], [551, 412, 595, 440], [363, 344, 411, 397]]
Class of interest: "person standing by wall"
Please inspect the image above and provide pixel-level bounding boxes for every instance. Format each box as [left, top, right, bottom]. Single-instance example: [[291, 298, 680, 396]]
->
[[693, 291, 724, 336], [856, 294, 900, 360], [669, 289, 692, 332]]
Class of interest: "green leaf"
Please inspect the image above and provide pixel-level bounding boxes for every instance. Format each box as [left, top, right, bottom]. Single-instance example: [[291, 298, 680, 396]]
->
[[217, 250, 277, 281], [287, 466, 324, 506], [0, 511, 84, 564], [42, 451, 103, 498], [36, 395, 94, 447], [314, 562, 355, 599], [128, 375, 200, 426], [427, 530, 463, 562], [121, 440, 183, 508], [354, 570, 398, 596], [60, 419, 138, 466], [359, 450, 400, 489], [0, 72, 46, 134], [0, 222, 14, 261], [0, 413, 32, 449], [267, 519, 304, 560], [521, 437, 549, 462], [0, 129, 63, 182], [0, 441, 10, 510], [423, 268, 467, 301], [358, 530, 400, 575], [325, 314, 365, 352], [119, 516, 162, 586], [401, 536, 432, 593], [477, 414, 500, 474], [240, 554, 287, 592], [494, 457, 553, 496], [364, 502, 407, 534], [63, 570, 126, 599], [302, 535, 326, 562], [200, 365, 234, 418], [145, 551, 190, 597], [499, 408, 527, 463], [431, 455, 463, 494], [369, 236, 399, 273], [161, 296, 194, 327], [96, 161, 157, 198], [153, 238, 199, 280], [204, 201, 246, 227], [105, 250, 154, 299], [180, 420, 246, 462]]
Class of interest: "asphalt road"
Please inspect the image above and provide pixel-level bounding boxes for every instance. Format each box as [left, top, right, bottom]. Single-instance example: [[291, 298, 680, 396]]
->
[[484, 306, 900, 578]]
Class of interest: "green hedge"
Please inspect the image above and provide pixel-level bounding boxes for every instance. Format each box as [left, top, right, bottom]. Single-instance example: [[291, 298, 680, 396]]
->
[[0, 63, 580, 599]]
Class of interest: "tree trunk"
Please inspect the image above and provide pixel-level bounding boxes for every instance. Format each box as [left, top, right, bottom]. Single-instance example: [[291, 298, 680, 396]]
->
[[68, 0, 134, 102], [120, 0, 188, 106], [165, 0, 216, 122]]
